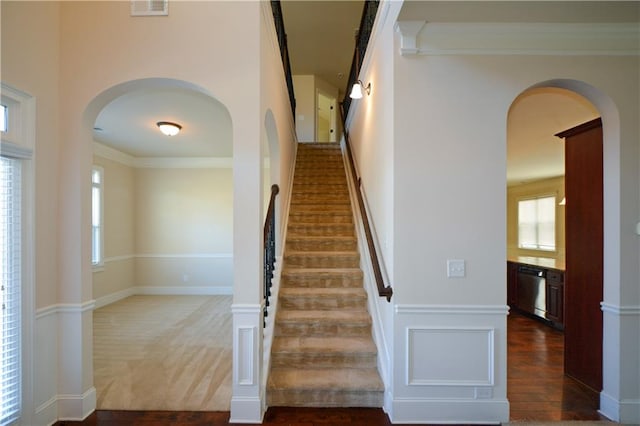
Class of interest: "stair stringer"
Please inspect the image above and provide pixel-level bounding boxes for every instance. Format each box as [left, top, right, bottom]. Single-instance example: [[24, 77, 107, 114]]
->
[[339, 138, 393, 412], [261, 141, 298, 400]]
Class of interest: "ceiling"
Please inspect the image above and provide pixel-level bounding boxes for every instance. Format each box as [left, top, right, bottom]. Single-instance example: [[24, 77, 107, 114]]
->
[[92, 1, 621, 186], [280, 0, 364, 94]]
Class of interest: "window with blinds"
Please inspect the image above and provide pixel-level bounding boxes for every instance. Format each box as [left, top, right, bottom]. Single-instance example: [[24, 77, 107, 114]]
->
[[92, 167, 103, 267], [1, 156, 22, 426], [518, 195, 556, 251]]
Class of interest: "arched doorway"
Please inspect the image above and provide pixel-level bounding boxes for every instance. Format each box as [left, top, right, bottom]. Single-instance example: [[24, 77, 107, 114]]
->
[[85, 78, 235, 411], [506, 81, 617, 421]]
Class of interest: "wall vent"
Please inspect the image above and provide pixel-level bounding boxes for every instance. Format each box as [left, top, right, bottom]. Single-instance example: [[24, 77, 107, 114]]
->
[[131, 0, 168, 16]]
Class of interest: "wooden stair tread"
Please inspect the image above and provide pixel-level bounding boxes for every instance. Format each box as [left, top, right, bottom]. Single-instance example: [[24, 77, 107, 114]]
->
[[272, 336, 376, 354], [279, 287, 366, 298], [268, 368, 383, 391], [277, 309, 370, 322]]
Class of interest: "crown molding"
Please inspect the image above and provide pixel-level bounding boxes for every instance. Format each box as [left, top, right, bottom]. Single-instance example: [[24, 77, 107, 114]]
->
[[396, 22, 640, 56], [93, 141, 232, 169]]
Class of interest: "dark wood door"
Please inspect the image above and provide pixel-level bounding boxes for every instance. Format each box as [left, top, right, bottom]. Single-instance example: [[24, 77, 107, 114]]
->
[[556, 118, 603, 392]]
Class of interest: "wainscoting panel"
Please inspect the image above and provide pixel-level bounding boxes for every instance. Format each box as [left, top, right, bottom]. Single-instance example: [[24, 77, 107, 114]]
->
[[407, 327, 494, 386], [230, 304, 264, 423], [391, 304, 509, 424]]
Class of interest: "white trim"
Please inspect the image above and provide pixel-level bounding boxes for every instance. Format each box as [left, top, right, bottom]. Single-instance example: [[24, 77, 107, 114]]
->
[[231, 304, 263, 315], [34, 395, 57, 426], [600, 392, 640, 424], [94, 287, 136, 309], [93, 141, 233, 169], [404, 22, 640, 57], [92, 142, 135, 167], [35, 300, 96, 319], [390, 398, 507, 424], [57, 387, 96, 421], [396, 304, 510, 315], [98, 253, 233, 262], [134, 157, 233, 169], [229, 396, 264, 424], [601, 302, 640, 315], [104, 254, 135, 263], [94, 285, 232, 309], [136, 252, 233, 259], [133, 285, 232, 296], [406, 327, 495, 387], [0, 141, 32, 159]]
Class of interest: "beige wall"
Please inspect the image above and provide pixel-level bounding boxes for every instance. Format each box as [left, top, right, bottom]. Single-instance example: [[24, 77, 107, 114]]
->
[[92, 155, 135, 301], [293, 74, 341, 143], [135, 166, 233, 290], [92, 152, 235, 299], [507, 176, 566, 262]]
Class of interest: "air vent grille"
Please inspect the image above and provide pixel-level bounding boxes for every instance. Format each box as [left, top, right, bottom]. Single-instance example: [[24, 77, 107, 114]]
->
[[131, 0, 168, 16]]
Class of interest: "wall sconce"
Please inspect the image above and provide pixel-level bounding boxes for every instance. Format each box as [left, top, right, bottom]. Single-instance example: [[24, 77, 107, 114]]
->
[[559, 197, 566, 205], [349, 80, 371, 99], [157, 121, 182, 136]]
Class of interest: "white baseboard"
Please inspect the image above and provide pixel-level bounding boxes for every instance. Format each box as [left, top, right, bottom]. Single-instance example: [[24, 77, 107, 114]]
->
[[94, 287, 136, 309], [391, 398, 508, 424], [95, 286, 233, 308], [35, 396, 58, 426], [134, 285, 233, 296], [229, 396, 264, 423], [57, 387, 96, 421], [600, 391, 640, 424]]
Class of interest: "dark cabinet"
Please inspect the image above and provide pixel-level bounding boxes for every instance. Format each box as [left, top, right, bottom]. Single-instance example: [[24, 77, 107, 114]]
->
[[507, 261, 518, 307], [545, 269, 564, 326], [556, 118, 603, 392]]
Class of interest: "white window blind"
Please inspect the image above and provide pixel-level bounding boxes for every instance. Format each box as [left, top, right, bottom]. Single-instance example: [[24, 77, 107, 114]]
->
[[92, 167, 103, 266], [1, 156, 22, 426], [518, 196, 556, 251]]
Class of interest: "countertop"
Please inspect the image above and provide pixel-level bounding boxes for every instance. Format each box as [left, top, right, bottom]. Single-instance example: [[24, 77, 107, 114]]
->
[[508, 256, 565, 271]]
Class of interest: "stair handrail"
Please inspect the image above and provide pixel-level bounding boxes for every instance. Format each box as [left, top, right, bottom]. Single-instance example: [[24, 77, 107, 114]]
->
[[270, 0, 296, 119], [339, 106, 392, 302], [263, 184, 280, 325]]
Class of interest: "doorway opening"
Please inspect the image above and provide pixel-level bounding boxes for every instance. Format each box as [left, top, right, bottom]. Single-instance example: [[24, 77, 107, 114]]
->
[[506, 86, 604, 421], [316, 91, 337, 143], [86, 78, 234, 411]]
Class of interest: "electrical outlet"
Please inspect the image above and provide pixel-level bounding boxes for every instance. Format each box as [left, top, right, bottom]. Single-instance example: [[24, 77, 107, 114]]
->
[[447, 259, 465, 278], [183, 274, 189, 283], [475, 387, 492, 399]]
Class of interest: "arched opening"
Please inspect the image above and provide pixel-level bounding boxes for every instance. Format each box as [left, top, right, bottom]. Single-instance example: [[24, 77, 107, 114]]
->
[[506, 79, 621, 421], [85, 78, 234, 411]]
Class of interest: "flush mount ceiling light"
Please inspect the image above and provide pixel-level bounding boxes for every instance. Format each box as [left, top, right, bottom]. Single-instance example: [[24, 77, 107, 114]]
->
[[157, 121, 182, 136], [349, 80, 371, 99]]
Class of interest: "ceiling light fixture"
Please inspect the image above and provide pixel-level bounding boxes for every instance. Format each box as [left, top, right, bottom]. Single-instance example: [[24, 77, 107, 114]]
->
[[349, 80, 371, 100], [157, 121, 182, 136]]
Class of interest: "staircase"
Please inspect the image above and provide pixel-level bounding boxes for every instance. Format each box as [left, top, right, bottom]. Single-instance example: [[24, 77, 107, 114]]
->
[[267, 143, 384, 407]]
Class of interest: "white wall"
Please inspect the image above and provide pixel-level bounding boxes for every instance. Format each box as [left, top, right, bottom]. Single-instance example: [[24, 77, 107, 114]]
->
[[344, 0, 400, 412], [2, 1, 298, 423], [346, 6, 639, 424]]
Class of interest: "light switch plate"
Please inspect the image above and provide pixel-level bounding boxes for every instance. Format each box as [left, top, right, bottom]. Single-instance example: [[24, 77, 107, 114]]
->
[[447, 259, 465, 278]]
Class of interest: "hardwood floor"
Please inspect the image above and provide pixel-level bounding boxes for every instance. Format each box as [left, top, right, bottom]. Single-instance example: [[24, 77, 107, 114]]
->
[[60, 311, 607, 425], [508, 311, 605, 421]]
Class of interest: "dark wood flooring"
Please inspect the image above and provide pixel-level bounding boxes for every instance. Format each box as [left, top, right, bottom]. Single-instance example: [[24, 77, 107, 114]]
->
[[58, 312, 605, 425], [508, 311, 605, 421]]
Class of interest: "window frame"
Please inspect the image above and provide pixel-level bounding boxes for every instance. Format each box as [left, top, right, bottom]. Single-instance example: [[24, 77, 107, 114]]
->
[[517, 194, 557, 252], [92, 165, 105, 270], [1, 83, 35, 426]]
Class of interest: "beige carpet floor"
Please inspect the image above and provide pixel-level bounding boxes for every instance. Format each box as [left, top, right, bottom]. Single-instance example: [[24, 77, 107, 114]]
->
[[93, 295, 232, 411]]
